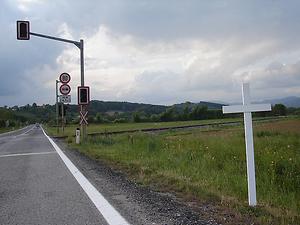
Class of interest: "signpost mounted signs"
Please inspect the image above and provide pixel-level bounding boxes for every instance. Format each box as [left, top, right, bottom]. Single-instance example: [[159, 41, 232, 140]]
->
[[59, 95, 71, 103], [60, 84, 71, 95], [59, 72, 71, 83]]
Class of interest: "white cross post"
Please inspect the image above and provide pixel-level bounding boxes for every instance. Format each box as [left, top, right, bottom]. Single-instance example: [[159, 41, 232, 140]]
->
[[222, 83, 271, 206]]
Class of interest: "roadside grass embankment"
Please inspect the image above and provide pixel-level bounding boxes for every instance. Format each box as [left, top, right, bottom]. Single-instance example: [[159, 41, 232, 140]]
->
[[0, 125, 25, 134], [62, 118, 299, 224]]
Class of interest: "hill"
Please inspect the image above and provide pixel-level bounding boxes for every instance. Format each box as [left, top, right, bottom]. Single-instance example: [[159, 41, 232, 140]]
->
[[259, 96, 300, 108], [173, 101, 224, 111]]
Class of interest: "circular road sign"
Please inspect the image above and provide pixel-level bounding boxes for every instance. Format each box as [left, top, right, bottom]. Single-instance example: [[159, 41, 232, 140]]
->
[[59, 72, 71, 83], [60, 84, 71, 95]]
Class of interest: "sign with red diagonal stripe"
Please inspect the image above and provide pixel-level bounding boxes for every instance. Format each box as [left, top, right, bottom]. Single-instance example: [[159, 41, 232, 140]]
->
[[80, 110, 88, 125]]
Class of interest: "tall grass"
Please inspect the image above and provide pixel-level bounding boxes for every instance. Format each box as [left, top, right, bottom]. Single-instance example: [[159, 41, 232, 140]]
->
[[70, 119, 300, 224]]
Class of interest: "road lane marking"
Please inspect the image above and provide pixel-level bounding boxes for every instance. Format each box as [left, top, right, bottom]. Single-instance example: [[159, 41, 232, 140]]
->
[[42, 128, 130, 225], [0, 151, 56, 158]]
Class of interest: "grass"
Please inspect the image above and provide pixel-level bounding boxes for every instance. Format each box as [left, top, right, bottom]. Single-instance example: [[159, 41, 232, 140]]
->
[[45, 116, 283, 137], [46, 118, 243, 136], [0, 126, 23, 134], [58, 118, 299, 224]]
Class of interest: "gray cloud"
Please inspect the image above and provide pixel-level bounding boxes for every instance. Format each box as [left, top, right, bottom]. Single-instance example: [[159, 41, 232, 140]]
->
[[1, 0, 300, 106]]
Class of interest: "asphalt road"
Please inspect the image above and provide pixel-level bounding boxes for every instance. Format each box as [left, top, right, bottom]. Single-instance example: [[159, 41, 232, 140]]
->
[[0, 125, 110, 225], [0, 125, 220, 225]]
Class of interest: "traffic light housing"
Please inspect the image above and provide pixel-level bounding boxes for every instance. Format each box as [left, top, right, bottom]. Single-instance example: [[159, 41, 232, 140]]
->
[[78, 86, 90, 105], [17, 21, 30, 40]]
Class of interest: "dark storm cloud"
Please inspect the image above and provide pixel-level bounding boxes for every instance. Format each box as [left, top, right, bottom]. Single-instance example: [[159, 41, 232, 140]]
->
[[30, 0, 300, 42]]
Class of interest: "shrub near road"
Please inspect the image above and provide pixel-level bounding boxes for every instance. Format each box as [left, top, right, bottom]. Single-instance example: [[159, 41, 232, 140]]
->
[[69, 119, 300, 225]]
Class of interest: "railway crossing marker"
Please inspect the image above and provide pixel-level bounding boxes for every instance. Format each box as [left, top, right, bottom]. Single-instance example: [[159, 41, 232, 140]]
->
[[222, 83, 271, 206], [80, 109, 88, 125]]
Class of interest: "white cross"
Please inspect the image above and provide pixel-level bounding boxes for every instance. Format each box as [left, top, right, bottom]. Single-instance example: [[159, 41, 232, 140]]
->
[[222, 83, 271, 206]]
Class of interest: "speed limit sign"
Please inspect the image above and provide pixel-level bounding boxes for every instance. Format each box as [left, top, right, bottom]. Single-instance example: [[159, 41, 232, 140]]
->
[[60, 84, 71, 95], [59, 72, 71, 83]]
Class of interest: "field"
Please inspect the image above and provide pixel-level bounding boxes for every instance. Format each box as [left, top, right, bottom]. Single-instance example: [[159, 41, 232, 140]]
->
[[54, 118, 300, 224], [45, 117, 283, 137]]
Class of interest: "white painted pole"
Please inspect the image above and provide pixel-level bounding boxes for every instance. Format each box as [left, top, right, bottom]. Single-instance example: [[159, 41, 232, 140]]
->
[[75, 128, 80, 144], [242, 83, 257, 206], [243, 112, 257, 206]]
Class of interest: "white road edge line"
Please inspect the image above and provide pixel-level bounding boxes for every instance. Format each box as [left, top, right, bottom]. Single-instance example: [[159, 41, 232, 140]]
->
[[42, 128, 130, 225], [0, 151, 56, 158]]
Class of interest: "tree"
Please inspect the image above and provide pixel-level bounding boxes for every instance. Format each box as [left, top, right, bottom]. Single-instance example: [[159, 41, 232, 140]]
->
[[182, 105, 190, 120], [190, 105, 208, 120], [133, 112, 141, 122], [95, 113, 102, 123], [272, 104, 287, 116], [160, 107, 175, 122]]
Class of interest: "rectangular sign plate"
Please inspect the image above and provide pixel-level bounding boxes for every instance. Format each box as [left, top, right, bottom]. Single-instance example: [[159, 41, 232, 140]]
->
[[60, 95, 71, 103]]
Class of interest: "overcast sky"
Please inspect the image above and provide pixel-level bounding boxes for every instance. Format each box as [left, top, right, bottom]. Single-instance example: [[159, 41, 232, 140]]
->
[[1, 0, 300, 106]]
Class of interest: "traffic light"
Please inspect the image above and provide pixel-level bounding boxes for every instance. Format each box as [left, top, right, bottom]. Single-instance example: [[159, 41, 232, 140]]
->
[[17, 21, 30, 40], [78, 86, 90, 105]]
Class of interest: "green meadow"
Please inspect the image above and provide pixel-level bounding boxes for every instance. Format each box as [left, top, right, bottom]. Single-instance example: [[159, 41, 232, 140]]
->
[[45, 117, 282, 137], [57, 118, 299, 224], [45, 118, 242, 137]]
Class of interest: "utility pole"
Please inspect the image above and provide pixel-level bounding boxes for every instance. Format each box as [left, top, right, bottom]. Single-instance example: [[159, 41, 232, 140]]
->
[[17, 21, 88, 140], [61, 103, 64, 134], [56, 80, 59, 134], [79, 39, 87, 140]]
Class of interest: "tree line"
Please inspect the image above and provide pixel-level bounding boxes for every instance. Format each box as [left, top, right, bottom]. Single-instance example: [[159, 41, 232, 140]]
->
[[0, 102, 299, 128]]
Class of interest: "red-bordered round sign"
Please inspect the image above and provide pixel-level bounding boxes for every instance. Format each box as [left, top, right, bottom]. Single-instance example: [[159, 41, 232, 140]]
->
[[59, 72, 71, 83], [60, 84, 71, 95]]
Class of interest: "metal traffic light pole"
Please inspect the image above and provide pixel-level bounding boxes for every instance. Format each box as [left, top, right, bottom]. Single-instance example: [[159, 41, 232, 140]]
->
[[16, 21, 87, 140], [29, 33, 87, 139]]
